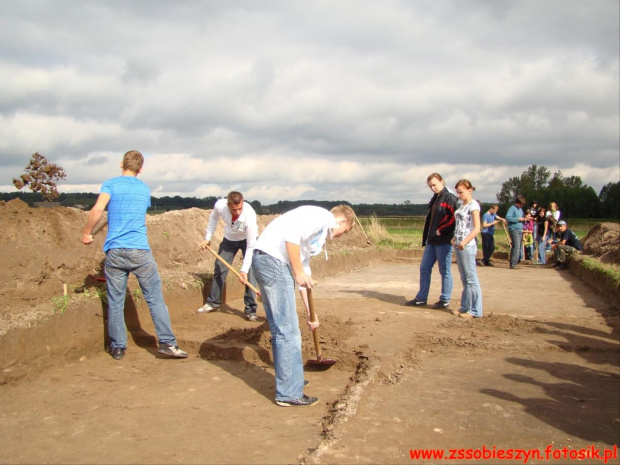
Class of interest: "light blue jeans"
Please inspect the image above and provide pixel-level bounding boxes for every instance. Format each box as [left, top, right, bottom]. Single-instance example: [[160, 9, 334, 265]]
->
[[538, 236, 547, 264], [456, 245, 483, 317], [416, 243, 454, 303], [252, 251, 304, 402], [105, 248, 177, 349]]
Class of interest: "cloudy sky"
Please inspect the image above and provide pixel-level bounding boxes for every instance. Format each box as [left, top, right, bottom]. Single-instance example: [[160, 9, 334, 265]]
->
[[1, 0, 618, 205]]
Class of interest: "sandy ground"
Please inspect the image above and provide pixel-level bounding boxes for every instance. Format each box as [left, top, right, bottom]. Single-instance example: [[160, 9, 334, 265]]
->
[[1, 258, 618, 464]]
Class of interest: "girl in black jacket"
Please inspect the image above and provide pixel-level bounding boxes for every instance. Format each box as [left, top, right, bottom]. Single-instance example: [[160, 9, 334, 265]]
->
[[406, 173, 458, 309]]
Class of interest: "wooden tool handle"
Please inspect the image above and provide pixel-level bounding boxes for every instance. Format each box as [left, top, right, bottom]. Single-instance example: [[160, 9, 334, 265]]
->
[[502, 222, 512, 248], [205, 244, 261, 295], [92, 217, 108, 236], [307, 288, 322, 359]]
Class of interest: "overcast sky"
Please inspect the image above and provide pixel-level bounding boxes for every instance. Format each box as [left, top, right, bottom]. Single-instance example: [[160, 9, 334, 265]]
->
[[1, 0, 618, 205]]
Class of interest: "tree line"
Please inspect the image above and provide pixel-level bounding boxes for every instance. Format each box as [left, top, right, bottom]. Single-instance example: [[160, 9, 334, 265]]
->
[[4, 154, 619, 218], [0, 191, 429, 216], [496, 164, 618, 219]]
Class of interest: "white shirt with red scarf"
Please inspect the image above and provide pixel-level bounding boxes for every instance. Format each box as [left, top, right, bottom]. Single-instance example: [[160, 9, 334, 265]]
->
[[205, 198, 258, 272]]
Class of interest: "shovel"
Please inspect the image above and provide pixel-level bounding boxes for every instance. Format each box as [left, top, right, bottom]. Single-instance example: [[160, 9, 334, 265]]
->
[[204, 244, 262, 302], [305, 288, 337, 367]]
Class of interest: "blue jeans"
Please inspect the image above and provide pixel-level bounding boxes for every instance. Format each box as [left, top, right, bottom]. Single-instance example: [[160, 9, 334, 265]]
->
[[416, 243, 454, 303], [456, 245, 483, 317], [105, 248, 177, 349], [509, 229, 522, 267], [251, 251, 304, 402], [207, 238, 258, 314], [538, 236, 547, 264]]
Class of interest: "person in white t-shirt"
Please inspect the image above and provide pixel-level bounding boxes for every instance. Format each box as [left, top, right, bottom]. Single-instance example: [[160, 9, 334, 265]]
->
[[451, 179, 483, 319], [197, 192, 259, 321], [252, 205, 354, 407]]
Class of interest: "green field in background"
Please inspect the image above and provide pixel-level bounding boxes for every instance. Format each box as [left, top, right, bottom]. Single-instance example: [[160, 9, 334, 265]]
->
[[359, 216, 610, 252]]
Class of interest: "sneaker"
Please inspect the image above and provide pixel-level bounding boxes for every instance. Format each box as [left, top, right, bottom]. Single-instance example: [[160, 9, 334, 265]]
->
[[433, 301, 449, 309], [484, 262, 494, 267], [405, 298, 427, 306], [276, 395, 319, 407], [245, 313, 258, 322], [158, 344, 189, 358], [196, 303, 219, 313], [304, 380, 310, 388], [110, 347, 125, 360], [459, 312, 474, 319]]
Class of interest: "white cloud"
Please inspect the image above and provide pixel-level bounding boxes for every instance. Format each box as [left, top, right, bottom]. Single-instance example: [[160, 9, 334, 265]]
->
[[0, 0, 618, 205]]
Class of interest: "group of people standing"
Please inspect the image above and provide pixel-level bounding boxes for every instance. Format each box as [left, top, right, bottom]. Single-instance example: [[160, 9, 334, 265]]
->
[[81, 152, 582, 407], [405, 174, 584, 320], [506, 199, 581, 270], [405, 173, 483, 319]]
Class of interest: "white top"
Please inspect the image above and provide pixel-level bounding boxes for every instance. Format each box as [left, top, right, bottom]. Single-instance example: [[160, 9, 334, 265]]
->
[[546, 210, 561, 221], [254, 206, 336, 275], [454, 200, 481, 247], [205, 198, 258, 273]]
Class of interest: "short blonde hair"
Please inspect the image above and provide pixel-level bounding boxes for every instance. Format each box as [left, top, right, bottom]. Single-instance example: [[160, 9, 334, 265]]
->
[[331, 205, 356, 227], [122, 150, 144, 172]]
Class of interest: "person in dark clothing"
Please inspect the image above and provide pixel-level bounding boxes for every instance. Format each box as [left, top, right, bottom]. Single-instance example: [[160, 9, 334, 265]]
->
[[481, 204, 505, 266], [550, 220, 582, 270], [405, 173, 458, 309]]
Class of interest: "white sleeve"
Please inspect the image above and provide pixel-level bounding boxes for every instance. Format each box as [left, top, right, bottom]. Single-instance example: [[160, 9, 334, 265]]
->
[[205, 205, 222, 241], [240, 211, 258, 273]]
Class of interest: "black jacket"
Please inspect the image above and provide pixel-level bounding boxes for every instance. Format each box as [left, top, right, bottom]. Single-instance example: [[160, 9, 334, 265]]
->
[[422, 187, 458, 246]]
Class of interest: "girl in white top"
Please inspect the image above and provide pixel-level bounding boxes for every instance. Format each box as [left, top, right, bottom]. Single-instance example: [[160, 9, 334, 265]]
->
[[452, 179, 483, 318]]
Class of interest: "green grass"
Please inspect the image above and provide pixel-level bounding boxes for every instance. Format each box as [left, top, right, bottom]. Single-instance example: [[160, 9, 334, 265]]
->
[[371, 216, 608, 253], [51, 294, 69, 315], [582, 258, 620, 286]]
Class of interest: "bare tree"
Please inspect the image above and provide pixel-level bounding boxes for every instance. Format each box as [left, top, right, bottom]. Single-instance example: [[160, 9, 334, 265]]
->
[[13, 152, 67, 201]]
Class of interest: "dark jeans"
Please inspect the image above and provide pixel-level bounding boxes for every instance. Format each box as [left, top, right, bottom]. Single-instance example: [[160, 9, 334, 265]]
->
[[481, 233, 495, 265], [207, 238, 258, 314]]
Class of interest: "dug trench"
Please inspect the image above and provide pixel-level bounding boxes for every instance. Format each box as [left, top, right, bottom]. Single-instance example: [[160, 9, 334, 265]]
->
[[0, 201, 618, 464]]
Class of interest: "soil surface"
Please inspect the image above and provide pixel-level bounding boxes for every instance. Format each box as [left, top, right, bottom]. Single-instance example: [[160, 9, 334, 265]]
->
[[0, 200, 618, 464]]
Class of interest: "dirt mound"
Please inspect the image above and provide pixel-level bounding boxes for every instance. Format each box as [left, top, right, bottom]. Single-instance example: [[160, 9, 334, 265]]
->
[[0, 199, 371, 336], [581, 222, 620, 264], [210, 312, 363, 370]]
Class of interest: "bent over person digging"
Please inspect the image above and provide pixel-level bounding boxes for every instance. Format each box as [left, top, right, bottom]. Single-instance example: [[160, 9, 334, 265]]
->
[[81, 150, 188, 361], [251, 205, 354, 407]]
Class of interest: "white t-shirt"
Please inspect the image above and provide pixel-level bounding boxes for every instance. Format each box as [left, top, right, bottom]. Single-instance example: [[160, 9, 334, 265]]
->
[[454, 200, 481, 246], [205, 198, 258, 272], [254, 206, 336, 275]]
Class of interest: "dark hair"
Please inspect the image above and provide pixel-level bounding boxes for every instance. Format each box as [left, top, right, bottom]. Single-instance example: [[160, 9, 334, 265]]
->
[[515, 195, 526, 205], [227, 191, 244, 205]]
